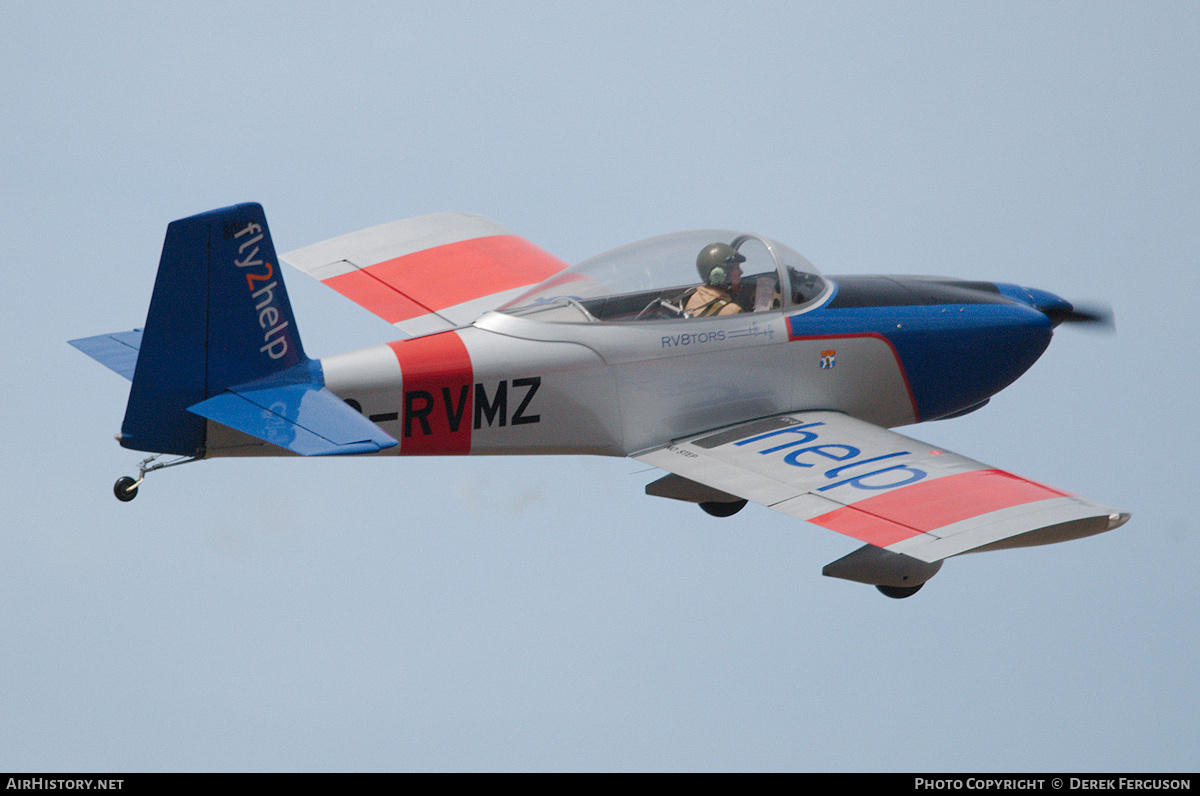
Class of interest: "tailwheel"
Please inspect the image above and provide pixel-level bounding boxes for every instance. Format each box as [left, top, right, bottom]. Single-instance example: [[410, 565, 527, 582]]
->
[[113, 476, 140, 502], [111, 454, 201, 502], [699, 499, 748, 517], [876, 583, 923, 599]]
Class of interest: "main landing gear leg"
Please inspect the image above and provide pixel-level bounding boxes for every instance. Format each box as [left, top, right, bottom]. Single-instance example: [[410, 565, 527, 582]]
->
[[113, 454, 200, 502]]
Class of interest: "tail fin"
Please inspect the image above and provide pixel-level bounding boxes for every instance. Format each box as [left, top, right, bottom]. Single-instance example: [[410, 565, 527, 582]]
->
[[121, 203, 304, 454], [119, 203, 395, 457]]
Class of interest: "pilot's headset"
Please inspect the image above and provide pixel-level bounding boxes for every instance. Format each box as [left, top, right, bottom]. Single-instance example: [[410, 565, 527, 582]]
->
[[697, 243, 746, 287]]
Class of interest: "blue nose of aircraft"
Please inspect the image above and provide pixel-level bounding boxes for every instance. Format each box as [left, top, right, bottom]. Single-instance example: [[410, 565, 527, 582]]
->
[[995, 284, 1077, 326], [1024, 287, 1076, 325]]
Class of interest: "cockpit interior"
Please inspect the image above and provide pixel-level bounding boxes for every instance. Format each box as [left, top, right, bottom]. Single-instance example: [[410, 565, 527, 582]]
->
[[499, 230, 829, 324]]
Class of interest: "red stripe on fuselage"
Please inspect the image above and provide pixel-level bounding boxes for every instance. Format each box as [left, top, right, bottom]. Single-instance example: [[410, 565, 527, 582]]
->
[[389, 332, 474, 455], [326, 235, 568, 323], [811, 469, 1071, 547]]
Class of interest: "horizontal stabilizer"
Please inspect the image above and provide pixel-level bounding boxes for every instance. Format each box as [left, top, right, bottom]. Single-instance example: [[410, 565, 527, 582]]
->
[[189, 383, 397, 456], [69, 329, 144, 380]]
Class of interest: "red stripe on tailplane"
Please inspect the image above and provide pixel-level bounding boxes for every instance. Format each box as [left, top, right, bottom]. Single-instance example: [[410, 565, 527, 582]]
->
[[811, 469, 1071, 546], [388, 333, 474, 455], [329, 235, 568, 323]]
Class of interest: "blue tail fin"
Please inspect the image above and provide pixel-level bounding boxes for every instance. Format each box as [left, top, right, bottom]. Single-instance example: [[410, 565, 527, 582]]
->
[[109, 203, 394, 457], [120, 203, 309, 455], [119, 202, 376, 458]]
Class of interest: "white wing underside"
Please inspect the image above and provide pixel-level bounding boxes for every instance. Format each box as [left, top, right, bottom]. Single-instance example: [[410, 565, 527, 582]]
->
[[635, 411, 1127, 564]]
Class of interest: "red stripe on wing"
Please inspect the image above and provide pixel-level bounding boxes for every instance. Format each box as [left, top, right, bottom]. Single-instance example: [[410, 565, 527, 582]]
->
[[811, 469, 1071, 546], [810, 507, 921, 547], [324, 268, 434, 323], [325, 235, 568, 323]]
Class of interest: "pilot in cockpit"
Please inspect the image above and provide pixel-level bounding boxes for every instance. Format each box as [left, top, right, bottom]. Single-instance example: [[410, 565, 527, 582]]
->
[[685, 243, 746, 317]]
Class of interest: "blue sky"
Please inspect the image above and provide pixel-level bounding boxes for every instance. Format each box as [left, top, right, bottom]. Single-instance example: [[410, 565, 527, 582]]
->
[[2, 1, 1197, 771]]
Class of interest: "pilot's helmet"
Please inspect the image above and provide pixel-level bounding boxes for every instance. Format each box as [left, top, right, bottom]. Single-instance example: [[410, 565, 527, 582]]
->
[[696, 243, 746, 287]]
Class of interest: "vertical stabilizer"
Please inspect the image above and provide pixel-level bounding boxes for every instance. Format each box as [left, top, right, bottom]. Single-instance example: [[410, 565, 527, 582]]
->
[[120, 203, 307, 455]]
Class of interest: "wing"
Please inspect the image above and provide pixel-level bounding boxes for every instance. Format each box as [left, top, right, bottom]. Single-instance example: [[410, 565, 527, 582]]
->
[[635, 411, 1128, 585], [281, 212, 569, 337]]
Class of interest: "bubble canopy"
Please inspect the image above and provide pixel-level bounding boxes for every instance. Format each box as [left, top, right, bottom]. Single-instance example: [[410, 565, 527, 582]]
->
[[498, 230, 828, 324]]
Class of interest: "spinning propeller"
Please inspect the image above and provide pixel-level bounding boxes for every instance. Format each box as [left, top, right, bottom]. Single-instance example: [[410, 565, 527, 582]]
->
[[1041, 300, 1115, 331]]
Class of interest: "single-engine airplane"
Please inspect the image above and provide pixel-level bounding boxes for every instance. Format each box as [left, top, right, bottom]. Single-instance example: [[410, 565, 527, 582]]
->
[[71, 203, 1128, 597]]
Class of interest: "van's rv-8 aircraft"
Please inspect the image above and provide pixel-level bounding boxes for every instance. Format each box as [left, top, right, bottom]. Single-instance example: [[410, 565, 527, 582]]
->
[[71, 203, 1128, 598]]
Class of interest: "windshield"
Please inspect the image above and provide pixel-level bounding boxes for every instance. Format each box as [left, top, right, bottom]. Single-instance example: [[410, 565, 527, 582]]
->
[[499, 230, 826, 323]]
